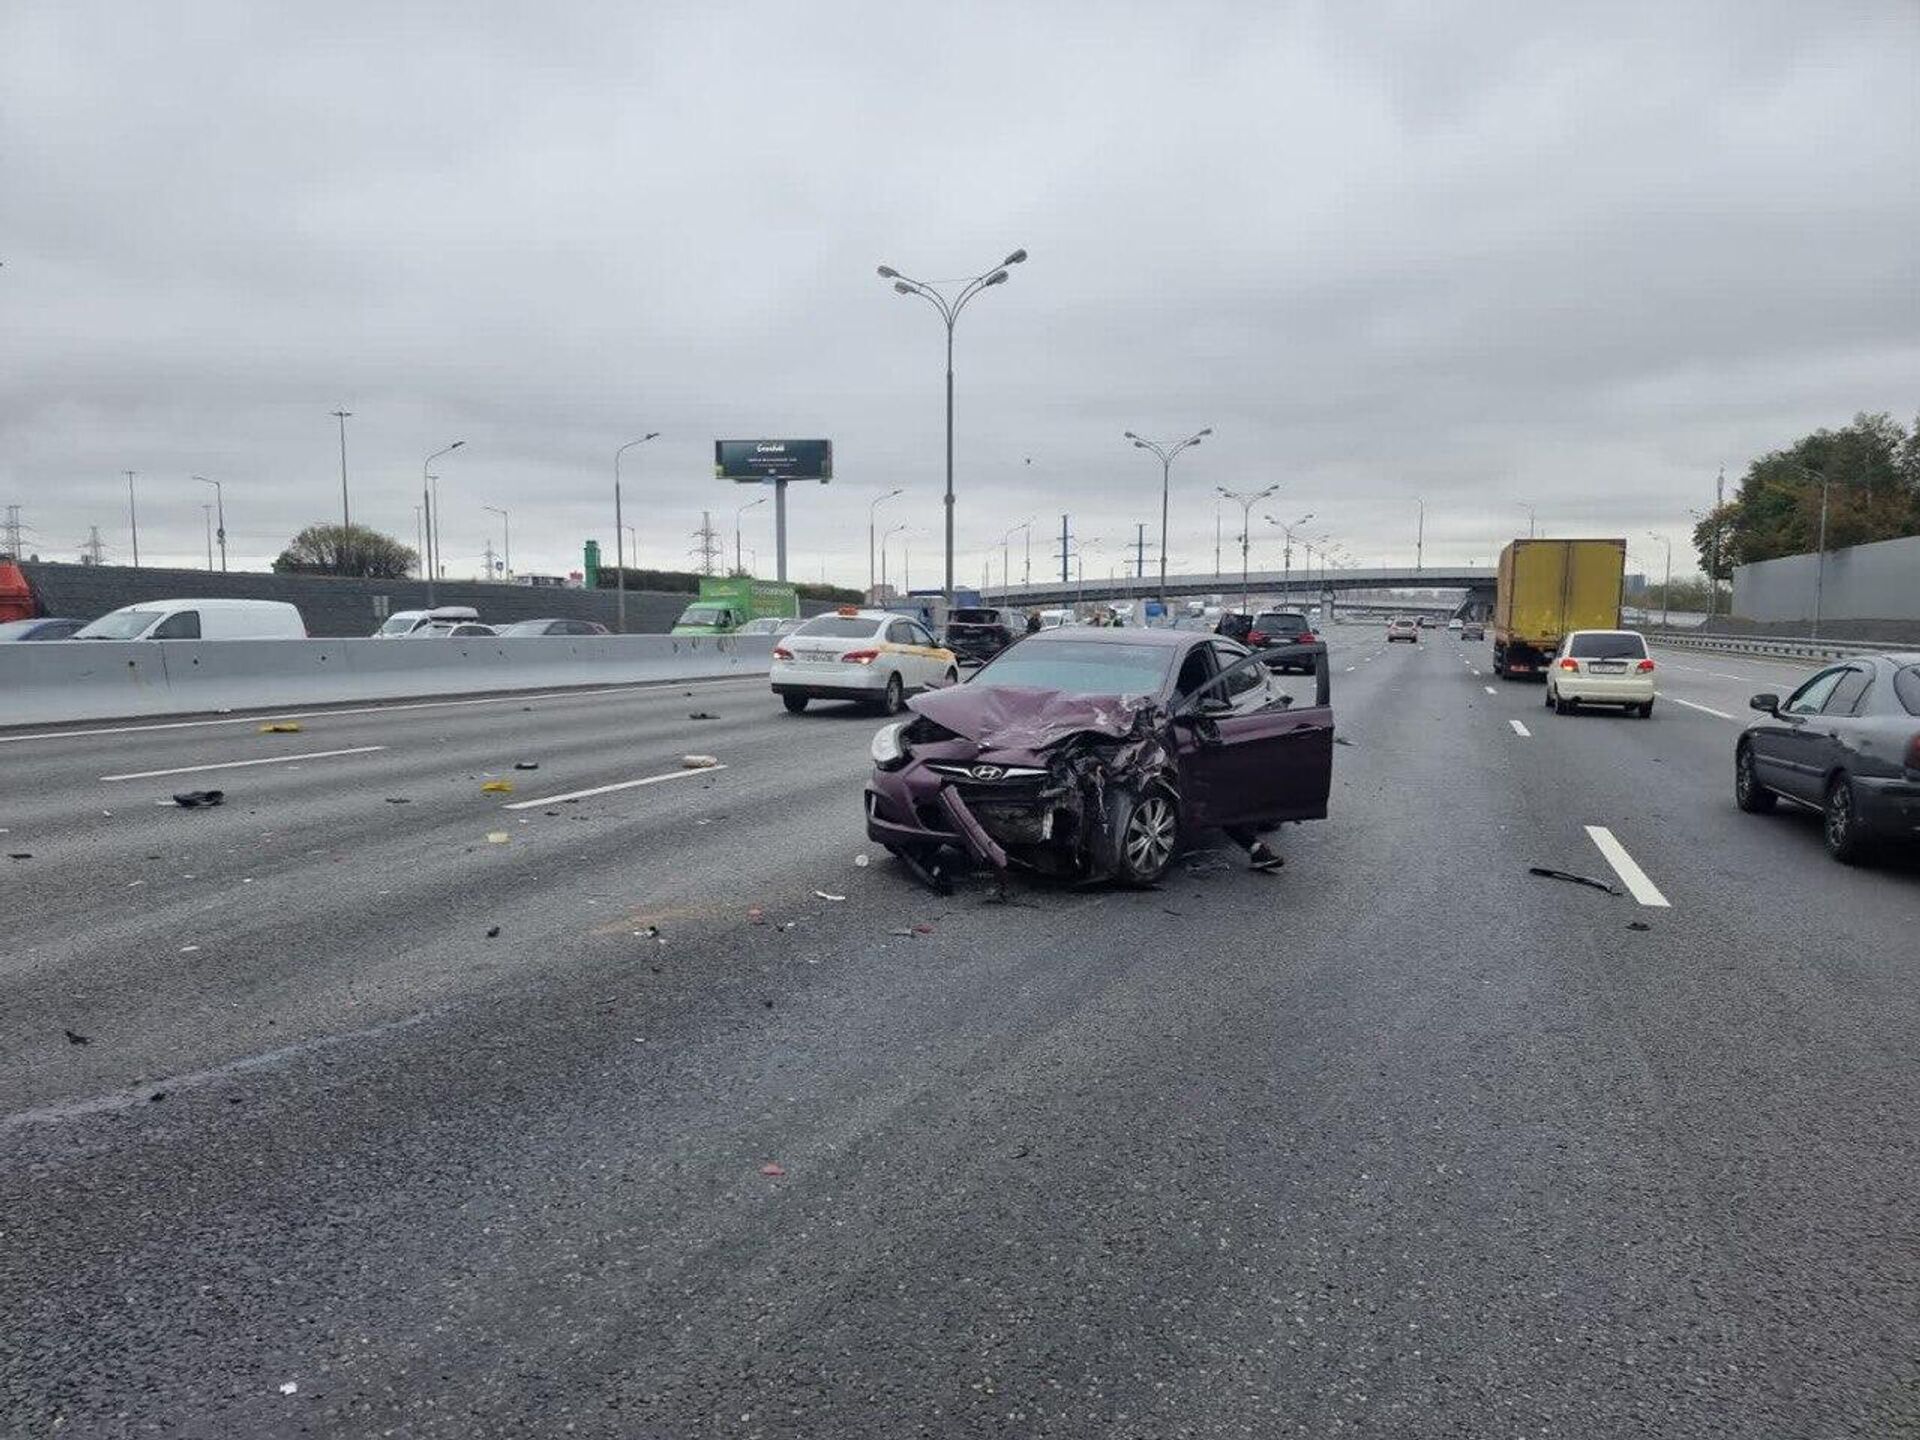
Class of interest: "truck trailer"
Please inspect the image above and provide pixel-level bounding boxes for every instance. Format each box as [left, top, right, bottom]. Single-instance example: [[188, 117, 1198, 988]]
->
[[1491, 538, 1626, 680]]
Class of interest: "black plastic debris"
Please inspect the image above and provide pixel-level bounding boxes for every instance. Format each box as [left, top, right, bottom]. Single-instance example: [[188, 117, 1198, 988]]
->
[[1627, 920, 1651, 931], [1334, 736, 1356, 747], [1527, 865, 1622, 897], [513, 761, 540, 771], [63, 1028, 90, 1046], [172, 790, 225, 809], [384, 797, 413, 805], [486, 925, 502, 938], [147, 1091, 168, 1103], [688, 711, 719, 720], [6, 852, 31, 861]]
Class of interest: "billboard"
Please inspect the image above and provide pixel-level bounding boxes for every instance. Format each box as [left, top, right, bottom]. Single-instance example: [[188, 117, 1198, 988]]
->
[[715, 439, 833, 483]]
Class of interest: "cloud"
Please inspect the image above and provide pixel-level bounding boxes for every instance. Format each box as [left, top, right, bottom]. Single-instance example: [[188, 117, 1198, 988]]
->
[[2, 0, 1914, 584]]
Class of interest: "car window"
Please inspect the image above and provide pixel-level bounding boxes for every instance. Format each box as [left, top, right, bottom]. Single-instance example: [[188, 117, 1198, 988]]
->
[[1209, 642, 1265, 700], [1173, 644, 1217, 700], [151, 610, 201, 640], [796, 615, 878, 639], [1895, 666, 1920, 716], [886, 621, 915, 645], [1568, 632, 1647, 659], [1784, 668, 1847, 715], [1821, 667, 1873, 716], [907, 622, 936, 647]]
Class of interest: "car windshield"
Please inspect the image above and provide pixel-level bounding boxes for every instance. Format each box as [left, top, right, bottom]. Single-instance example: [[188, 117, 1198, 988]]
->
[[1569, 632, 1647, 659], [796, 616, 880, 638], [972, 640, 1173, 697], [377, 615, 420, 635], [677, 604, 730, 625], [75, 610, 161, 639]]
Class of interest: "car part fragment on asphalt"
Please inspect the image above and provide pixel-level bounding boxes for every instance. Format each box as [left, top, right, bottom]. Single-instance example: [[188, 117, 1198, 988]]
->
[[1526, 865, 1622, 896], [486, 831, 510, 844], [486, 925, 501, 938], [681, 754, 720, 768], [759, 1162, 787, 1178], [7, 852, 31, 860], [481, 780, 514, 793], [64, 1028, 90, 1045], [258, 722, 303, 733], [513, 761, 540, 770], [172, 790, 225, 809], [813, 890, 846, 902], [688, 711, 719, 720], [384, 797, 412, 804]]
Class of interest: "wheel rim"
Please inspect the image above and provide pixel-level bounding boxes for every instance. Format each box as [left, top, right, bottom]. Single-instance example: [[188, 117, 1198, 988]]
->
[[1736, 750, 1753, 800], [885, 676, 902, 710], [1827, 783, 1851, 847], [1124, 795, 1176, 874]]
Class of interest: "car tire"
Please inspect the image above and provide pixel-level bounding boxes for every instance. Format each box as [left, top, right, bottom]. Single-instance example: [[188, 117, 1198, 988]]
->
[[877, 673, 905, 716], [1638, 700, 1655, 718], [1734, 742, 1776, 814], [944, 667, 959, 687], [1823, 774, 1870, 865], [781, 693, 808, 714], [1555, 694, 1574, 715], [1543, 685, 1554, 710], [1105, 786, 1179, 887]]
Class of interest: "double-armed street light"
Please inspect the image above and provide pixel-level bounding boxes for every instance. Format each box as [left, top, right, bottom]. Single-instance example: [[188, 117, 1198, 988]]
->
[[613, 433, 660, 633], [868, 487, 903, 597], [191, 475, 227, 571], [421, 441, 465, 600], [1217, 484, 1278, 611], [1125, 428, 1212, 617], [875, 247, 1028, 605]]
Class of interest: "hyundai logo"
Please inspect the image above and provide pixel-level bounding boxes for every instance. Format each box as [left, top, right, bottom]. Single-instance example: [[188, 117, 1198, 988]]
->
[[970, 764, 1005, 781]]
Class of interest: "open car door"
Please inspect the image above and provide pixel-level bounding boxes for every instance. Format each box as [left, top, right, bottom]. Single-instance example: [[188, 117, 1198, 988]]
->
[[1174, 641, 1334, 828]]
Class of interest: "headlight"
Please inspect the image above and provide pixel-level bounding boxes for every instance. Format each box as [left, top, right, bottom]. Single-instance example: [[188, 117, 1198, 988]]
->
[[870, 721, 909, 769]]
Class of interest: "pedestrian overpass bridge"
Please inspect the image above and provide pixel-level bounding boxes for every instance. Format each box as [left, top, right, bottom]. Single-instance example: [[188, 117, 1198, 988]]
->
[[981, 566, 1496, 617]]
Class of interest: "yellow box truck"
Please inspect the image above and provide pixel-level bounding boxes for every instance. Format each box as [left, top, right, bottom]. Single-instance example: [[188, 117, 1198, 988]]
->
[[1492, 539, 1626, 680]]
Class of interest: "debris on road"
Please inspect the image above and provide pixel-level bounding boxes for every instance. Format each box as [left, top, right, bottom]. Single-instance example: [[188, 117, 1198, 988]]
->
[[63, 1028, 90, 1046], [681, 754, 720, 769], [688, 711, 720, 720], [147, 1091, 167, 1103], [486, 925, 501, 938], [813, 890, 846, 902], [279, 1381, 298, 1396], [172, 790, 225, 809], [180, 945, 200, 953], [513, 761, 540, 771], [481, 780, 515, 793], [747, 906, 766, 924], [1627, 920, 1651, 931], [384, 797, 412, 804], [853, 854, 870, 868], [486, 831, 510, 844], [1527, 865, 1622, 897], [258, 722, 303, 734], [759, 1162, 787, 1178], [912, 922, 934, 935], [6, 852, 31, 861], [1334, 736, 1356, 747]]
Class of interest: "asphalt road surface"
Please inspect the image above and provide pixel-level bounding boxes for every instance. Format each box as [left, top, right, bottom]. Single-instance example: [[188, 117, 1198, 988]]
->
[[3, 633, 1915, 1438]]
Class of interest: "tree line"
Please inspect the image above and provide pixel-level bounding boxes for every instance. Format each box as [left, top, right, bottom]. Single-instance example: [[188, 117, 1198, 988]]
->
[[1693, 411, 1920, 579]]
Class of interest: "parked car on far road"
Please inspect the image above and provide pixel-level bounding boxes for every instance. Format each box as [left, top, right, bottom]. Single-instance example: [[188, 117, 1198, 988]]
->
[[1737, 653, 1920, 863], [494, 618, 610, 636], [0, 617, 84, 641]]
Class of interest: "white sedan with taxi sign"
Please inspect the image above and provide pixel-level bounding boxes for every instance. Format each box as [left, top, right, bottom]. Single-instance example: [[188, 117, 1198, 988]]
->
[[772, 608, 960, 714]]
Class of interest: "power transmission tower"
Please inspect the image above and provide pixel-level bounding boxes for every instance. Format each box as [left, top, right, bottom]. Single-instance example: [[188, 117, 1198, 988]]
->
[[80, 526, 108, 565], [1, 505, 27, 560], [689, 511, 722, 576]]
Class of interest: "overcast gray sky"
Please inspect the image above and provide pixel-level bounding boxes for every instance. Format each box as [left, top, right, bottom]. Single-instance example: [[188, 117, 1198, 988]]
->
[[3, 0, 1916, 588]]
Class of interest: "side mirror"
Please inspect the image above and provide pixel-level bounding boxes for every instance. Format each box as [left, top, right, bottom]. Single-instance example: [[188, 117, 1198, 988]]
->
[[1196, 694, 1233, 717], [1750, 693, 1779, 714]]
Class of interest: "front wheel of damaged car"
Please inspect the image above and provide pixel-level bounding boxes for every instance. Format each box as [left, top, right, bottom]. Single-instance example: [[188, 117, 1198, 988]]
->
[[1108, 787, 1179, 887]]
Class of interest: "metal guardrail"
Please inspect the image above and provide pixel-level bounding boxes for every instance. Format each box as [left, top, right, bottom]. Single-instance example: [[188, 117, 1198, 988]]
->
[[1644, 630, 1895, 662]]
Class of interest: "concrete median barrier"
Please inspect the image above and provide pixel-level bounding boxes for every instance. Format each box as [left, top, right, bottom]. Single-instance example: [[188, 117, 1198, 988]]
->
[[0, 635, 776, 728]]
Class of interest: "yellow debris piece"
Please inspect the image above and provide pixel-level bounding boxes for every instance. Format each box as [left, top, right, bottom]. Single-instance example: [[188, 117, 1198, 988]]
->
[[258, 722, 303, 734], [481, 780, 515, 793]]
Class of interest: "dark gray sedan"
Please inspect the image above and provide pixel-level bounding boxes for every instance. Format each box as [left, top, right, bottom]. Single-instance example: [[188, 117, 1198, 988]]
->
[[1736, 653, 1920, 862], [0, 617, 83, 641]]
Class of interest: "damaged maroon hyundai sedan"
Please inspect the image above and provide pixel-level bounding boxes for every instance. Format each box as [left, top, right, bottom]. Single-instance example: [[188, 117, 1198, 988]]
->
[[865, 627, 1334, 888]]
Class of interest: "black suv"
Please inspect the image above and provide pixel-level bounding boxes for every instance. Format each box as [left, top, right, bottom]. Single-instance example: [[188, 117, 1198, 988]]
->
[[1247, 611, 1318, 671], [944, 607, 1020, 664]]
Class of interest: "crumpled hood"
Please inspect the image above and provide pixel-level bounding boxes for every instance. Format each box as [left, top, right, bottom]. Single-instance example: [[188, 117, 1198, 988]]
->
[[907, 683, 1158, 751]]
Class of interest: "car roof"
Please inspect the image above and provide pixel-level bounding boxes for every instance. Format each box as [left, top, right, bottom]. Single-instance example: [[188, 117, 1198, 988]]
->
[[1021, 625, 1195, 650]]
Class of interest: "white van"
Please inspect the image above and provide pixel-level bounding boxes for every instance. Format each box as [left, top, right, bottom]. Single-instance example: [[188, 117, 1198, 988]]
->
[[373, 606, 480, 637], [73, 599, 307, 641]]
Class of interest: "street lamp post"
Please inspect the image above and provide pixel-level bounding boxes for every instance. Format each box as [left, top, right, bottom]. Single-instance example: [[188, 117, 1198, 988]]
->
[[1125, 428, 1212, 619], [1001, 519, 1032, 593], [1416, 497, 1425, 572], [1804, 466, 1833, 639], [421, 441, 464, 601], [1263, 512, 1314, 598], [614, 433, 660, 634], [331, 409, 353, 534], [485, 505, 510, 579], [881, 522, 907, 592], [192, 475, 226, 571], [1646, 531, 1672, 629], [876, 247, 1028, 606], [735, 495, 767, 575], [1217, 484, 1278, 611], [124, 471, 139, 568], [201, 503, 214, 570], [868, 487, 903, 598]]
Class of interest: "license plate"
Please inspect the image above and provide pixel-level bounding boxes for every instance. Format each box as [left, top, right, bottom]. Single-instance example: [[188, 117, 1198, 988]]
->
[[1591, 662, 1626, 673], [1511, 663, 1532, 673]]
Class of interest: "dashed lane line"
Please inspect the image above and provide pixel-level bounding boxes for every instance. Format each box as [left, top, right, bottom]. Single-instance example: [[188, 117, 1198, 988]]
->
[[1484, 686, 1498, 695], [101, 746, 387, 782], [1509, 719, 1531, 737], [501, 764, 728, 810], [1660, 693, 1737, 721], [1585, 824, 1672, 908]]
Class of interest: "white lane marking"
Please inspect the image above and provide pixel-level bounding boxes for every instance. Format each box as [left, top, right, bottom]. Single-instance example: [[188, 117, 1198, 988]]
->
[[1585, 825, 1671, 908], [1469, 669, 1481, 676], [1344, 665, 1356, 672], [1509, 719, 1531, 737], [0, 678, 756, 746], [1483, 685, 1497, 695], [100, 746, 387, 782], [1660, 693, 1736, 721], [501, 763, 728, 810]]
